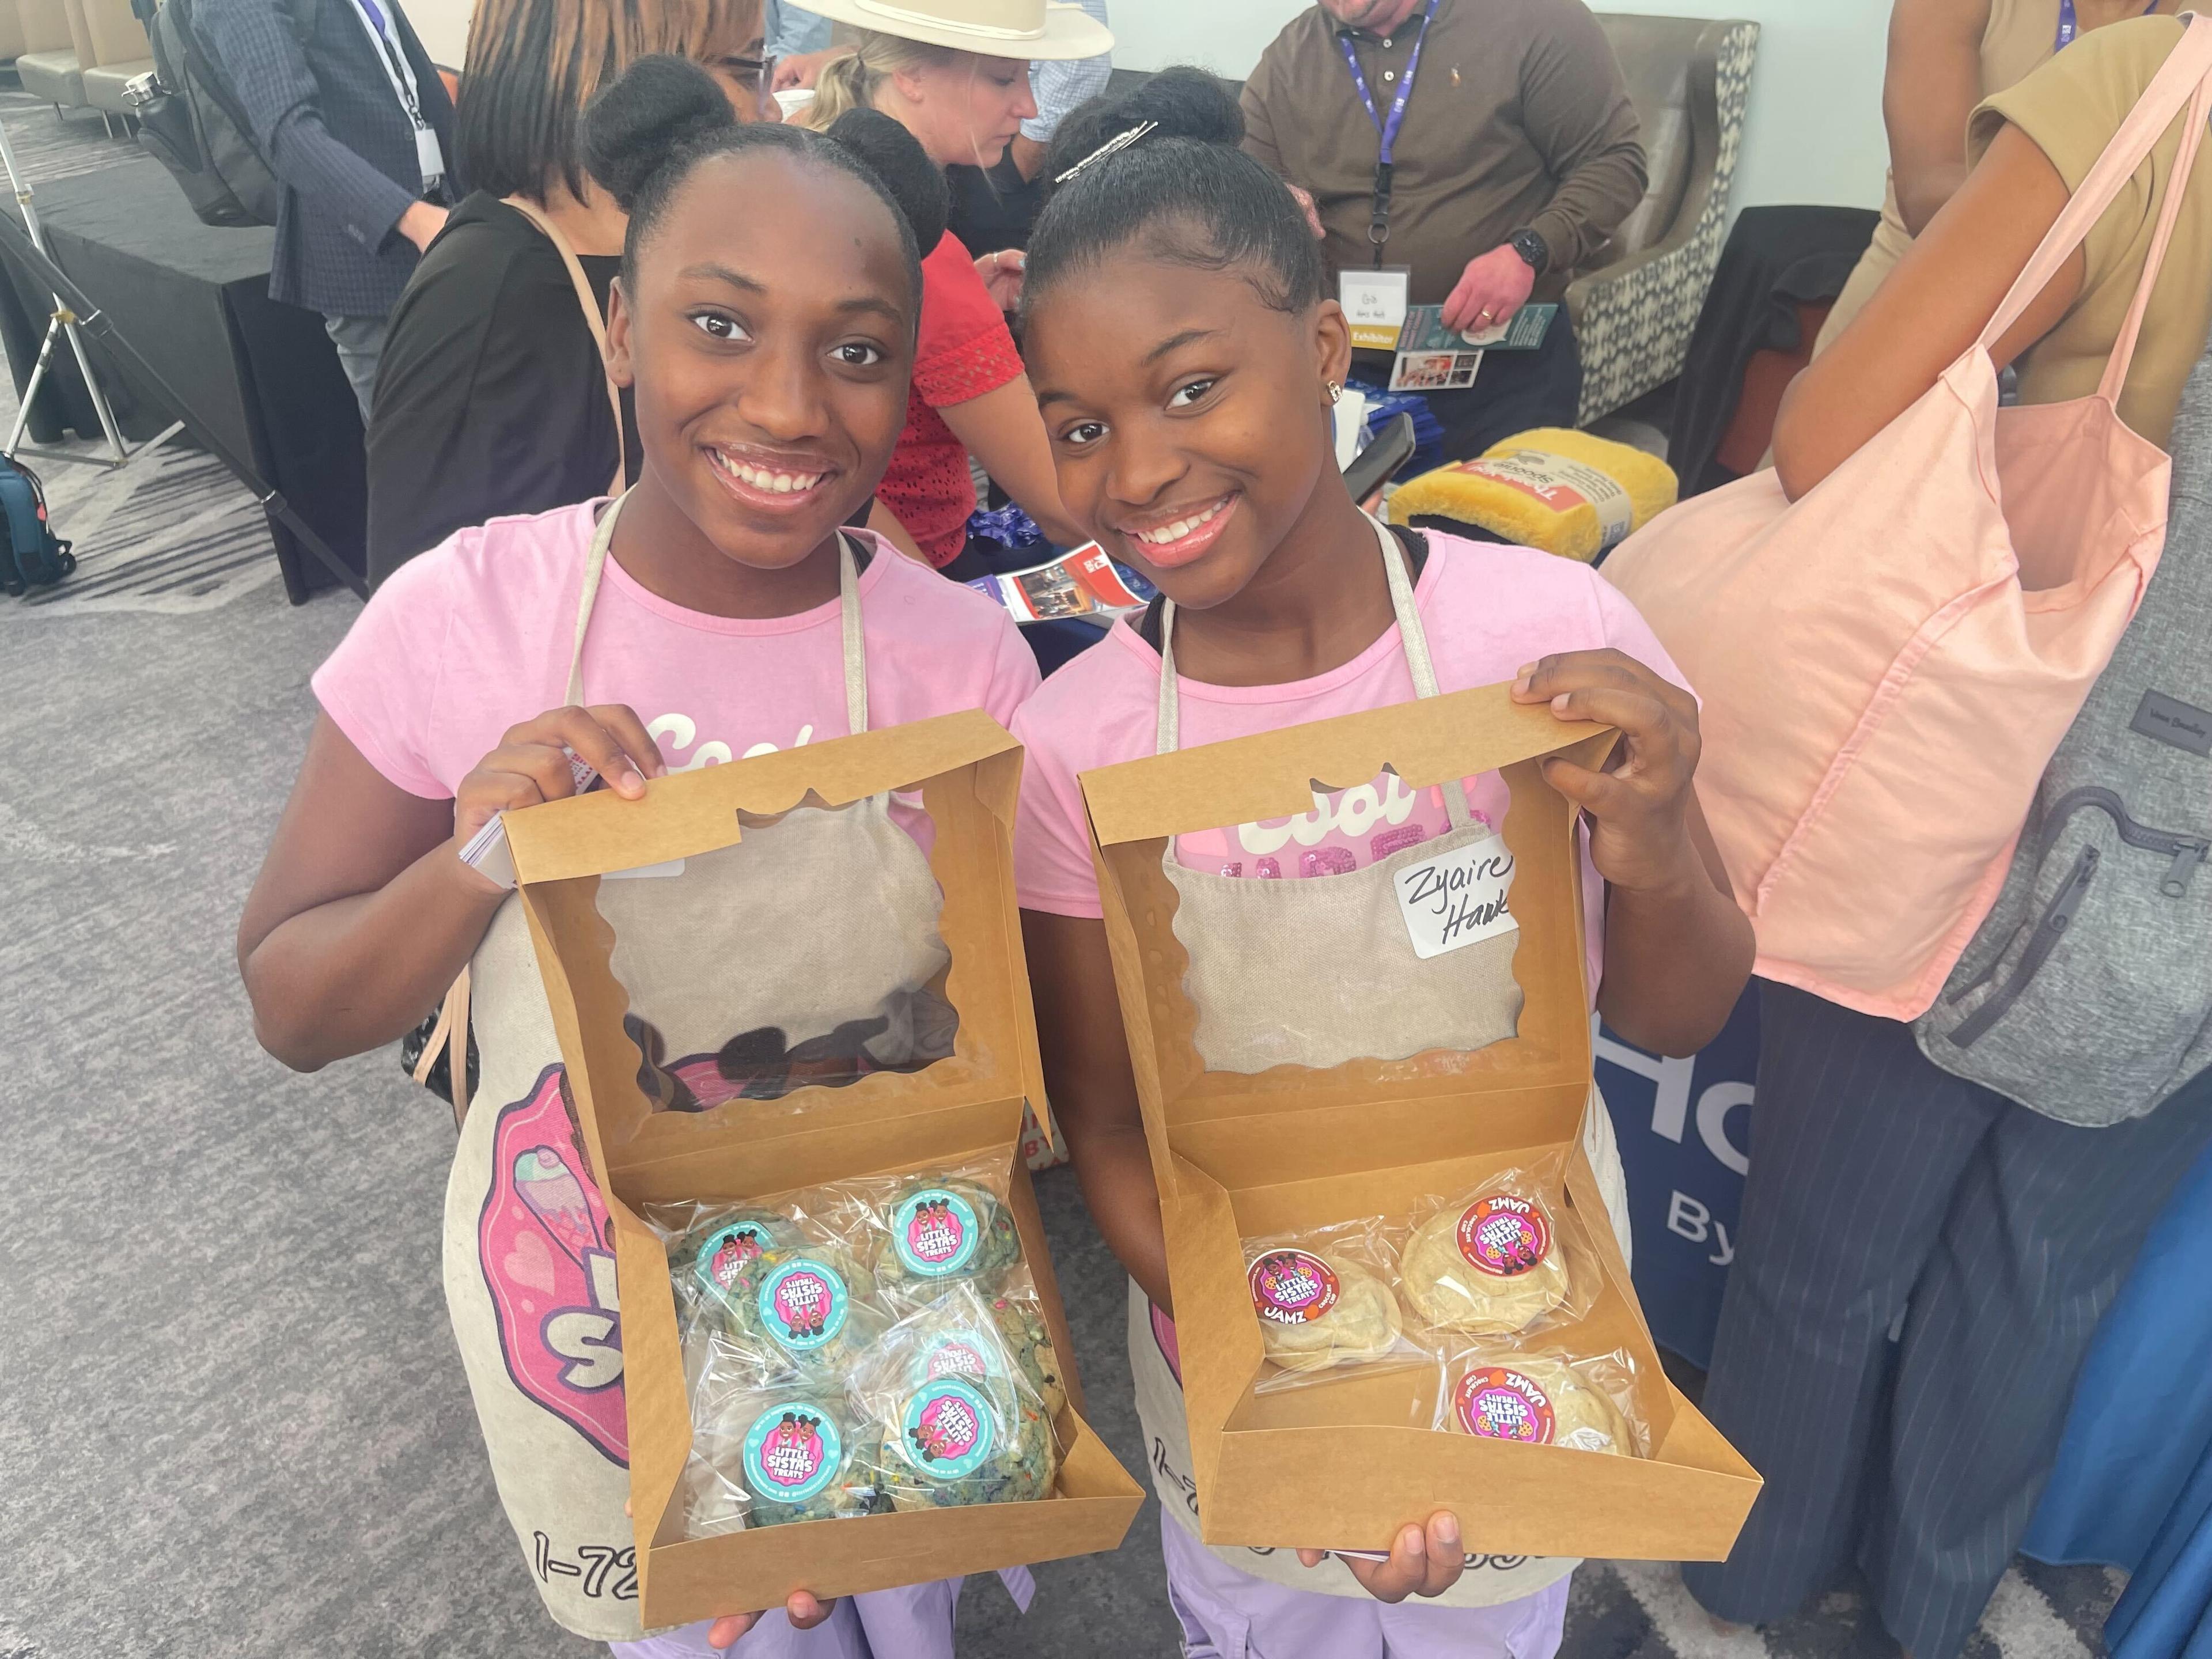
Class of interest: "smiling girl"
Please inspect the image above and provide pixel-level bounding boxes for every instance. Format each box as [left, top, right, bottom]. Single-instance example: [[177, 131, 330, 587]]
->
[[1009, 133, 1752, 1658], [237, 56, 1037, 1656]]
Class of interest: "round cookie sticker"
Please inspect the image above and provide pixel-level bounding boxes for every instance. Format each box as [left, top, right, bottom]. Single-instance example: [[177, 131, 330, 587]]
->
[[893, 1189, 982, 1278], [1453, 1366, 1557, 1444], [744, 1403, 842, 1503], [1248, 1249, 1341, 1327], [924, 1332, 997, 1382], [900, 1378, 997, 1480], [1456, 1195, 1552, 1278], [696, 1222, 774, 1295], [757, 1258, 849, 1351]]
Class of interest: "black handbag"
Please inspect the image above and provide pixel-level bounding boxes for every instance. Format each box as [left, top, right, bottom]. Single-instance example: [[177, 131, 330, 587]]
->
[[399, 971, 475, 1127]]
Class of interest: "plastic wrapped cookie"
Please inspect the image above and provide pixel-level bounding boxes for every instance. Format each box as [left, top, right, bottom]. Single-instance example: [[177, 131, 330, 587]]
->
[[985, 1285, 1069, 1421], [1402, 1169, 1589, 1336], [711, 1243, 889, 1387], [687, 1391, 881, 1533], [1438, 1350, 1642, 1457], [861, 1374, 1058, 1512], [683, 1209, 802, 1311], [1245, 1240, 1405, 1376], [887, 1278, 1069, 1422], [871, 1175, 1026, 1302]]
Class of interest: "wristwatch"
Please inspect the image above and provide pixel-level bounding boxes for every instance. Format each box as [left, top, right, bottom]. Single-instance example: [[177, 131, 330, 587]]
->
[[1507, 229, 1550, 275]]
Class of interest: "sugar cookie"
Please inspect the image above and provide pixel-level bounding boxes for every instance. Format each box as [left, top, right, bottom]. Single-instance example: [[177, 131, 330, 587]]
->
[[1248, 1247, 1403, 1373], [1402, 1190, 1572, 1334], [1444, 1355, 1631, 1455]]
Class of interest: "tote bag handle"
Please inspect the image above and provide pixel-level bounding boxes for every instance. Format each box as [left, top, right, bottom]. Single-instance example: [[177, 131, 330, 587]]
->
[[502, 195, 627, 497], [1979, 13, 2212, 404]]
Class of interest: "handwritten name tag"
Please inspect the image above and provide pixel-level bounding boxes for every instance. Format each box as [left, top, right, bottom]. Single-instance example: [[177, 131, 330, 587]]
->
[[1394, 833, 1518, 960]]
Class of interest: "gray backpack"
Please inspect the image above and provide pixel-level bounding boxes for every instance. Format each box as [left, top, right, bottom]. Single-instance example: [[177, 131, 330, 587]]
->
[[1913, 347, 2212, 1125]]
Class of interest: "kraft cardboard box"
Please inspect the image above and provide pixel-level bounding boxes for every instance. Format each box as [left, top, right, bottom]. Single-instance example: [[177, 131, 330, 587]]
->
[[1078, 685, 1762, 1561], [501, 709, 1143, 1627]]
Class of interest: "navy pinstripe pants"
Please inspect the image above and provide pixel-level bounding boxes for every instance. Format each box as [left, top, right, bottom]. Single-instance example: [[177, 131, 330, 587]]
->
[[1683, 981, 2212, 1659]]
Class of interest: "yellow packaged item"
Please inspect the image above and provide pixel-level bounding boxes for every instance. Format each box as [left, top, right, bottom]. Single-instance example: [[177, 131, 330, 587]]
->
[[1387, 428, 1677, 562]]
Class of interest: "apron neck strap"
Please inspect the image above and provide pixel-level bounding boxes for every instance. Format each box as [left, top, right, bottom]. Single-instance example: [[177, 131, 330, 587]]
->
[[1153, 515, 1471, 825], [566, 494, 868, 737]]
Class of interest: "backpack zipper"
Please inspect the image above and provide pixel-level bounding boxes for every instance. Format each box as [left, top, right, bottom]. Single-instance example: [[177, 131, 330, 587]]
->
[[1947, 845, 2100, 1048], [2040, 786, 2209, 898]]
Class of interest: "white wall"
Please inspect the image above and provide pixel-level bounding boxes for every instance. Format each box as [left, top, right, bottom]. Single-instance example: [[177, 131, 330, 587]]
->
[[406, 0, 472, 69], [1107, 0, 1893, 213]]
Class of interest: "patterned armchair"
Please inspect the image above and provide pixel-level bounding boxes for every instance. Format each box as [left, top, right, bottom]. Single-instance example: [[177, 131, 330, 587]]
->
[[1570, 15, 1760, 427]]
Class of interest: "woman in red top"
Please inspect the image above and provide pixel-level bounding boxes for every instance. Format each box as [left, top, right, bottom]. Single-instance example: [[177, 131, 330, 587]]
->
[[793, 0, 1108, 571]]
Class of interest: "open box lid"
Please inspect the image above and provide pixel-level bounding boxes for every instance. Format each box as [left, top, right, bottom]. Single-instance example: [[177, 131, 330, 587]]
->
[[498, 709, 1048, 1198], [1077, 685, 1618, 1201]]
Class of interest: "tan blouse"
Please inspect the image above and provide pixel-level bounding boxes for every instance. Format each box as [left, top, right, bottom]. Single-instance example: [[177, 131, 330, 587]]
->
[[1816, 0, 2135, 354], [1971, 15, 2212, 445]]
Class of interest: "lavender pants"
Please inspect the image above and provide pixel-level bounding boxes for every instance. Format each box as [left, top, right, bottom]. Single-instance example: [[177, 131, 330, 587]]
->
[[1161, 1516, 1571, 1659], [608, 1578, 962, 1659]]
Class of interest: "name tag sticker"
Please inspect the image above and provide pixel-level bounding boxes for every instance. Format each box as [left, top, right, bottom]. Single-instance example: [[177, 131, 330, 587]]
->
[[1340, 266, 1410, 352], [1395, 832, 1519, 959]]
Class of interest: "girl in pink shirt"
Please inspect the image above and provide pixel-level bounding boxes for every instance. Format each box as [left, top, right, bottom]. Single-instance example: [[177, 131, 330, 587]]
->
[[238, 59, 1036, 1657], [1011, 130, 1754, 1656]]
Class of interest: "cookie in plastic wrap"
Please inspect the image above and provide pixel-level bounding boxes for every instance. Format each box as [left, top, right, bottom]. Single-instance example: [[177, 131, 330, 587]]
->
[[1438, 1350, 1643, 1456], [891, 1278, 1068, 1422], [872, 1176, 1025, 1302], [1401, 1163, 1593, 1336], [685, 1392, 880, 1535], [985, 1285, 1068, 1419], [862, 1374, 1058, 1512], [1245, 1243, 1404, 1375], [714, 1244, 889, 1387]]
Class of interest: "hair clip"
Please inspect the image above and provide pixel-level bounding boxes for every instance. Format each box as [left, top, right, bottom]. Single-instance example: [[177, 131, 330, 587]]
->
[[1054, 120, 1160, 185]]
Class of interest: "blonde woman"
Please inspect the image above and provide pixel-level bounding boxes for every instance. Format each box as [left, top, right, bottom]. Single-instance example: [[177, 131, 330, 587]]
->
[[366, 0, 812, 583], [788, 2, 1109, 572]]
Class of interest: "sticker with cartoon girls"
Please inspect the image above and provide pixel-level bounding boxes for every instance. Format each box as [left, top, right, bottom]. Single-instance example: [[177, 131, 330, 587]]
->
[[744, 1404, 840, 1502], [1248, 1249, 1341, 1327], [757, 1258, 850, 1351], [479, 1065, 627, 1464], [1457, 1195, 1552, 1278], [901, 1379, 995, 1480], [1453, 1366, 1556, 1444], [893, 1188, 980, 1277]]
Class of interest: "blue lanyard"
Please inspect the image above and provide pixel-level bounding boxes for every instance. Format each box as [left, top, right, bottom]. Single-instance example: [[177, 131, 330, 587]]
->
[[2056, 0, 2161, 51], [1337, 0, 1442, 262]]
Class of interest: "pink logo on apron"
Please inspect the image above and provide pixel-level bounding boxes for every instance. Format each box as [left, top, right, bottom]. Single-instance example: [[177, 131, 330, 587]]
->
[[479, 1065, 627, 1464]]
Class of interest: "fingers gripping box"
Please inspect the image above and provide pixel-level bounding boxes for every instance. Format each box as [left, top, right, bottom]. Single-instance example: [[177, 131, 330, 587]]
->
[[1077, 685, 1761, 1561], [501, 710, 1143, 1627]]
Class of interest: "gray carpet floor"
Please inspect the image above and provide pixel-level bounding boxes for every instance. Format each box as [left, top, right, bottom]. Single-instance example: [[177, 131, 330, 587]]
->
[[0, 89, 2128, 1659]]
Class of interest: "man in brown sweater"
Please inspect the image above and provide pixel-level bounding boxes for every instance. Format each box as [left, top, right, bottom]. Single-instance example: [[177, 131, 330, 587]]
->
[[1243, 0, 1645, 460]]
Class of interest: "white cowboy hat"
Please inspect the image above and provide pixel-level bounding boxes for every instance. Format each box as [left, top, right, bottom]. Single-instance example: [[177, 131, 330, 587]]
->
[[800, 0, 1113, 60]]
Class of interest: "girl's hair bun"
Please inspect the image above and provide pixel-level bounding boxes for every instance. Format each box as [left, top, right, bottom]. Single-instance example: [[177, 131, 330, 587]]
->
[[825, 108, 950, 256], [584, 54, 738, 214], [1043, 65, 1243, 191]]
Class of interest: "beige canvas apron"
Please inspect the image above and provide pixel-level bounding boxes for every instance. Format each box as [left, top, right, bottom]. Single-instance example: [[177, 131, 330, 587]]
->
[[440, 495, 951, 1640], [1161, 514, 1525, 1074]]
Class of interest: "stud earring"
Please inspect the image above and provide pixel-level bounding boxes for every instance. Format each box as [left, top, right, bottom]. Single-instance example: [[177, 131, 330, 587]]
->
[[1326, 380, 1343, 404]]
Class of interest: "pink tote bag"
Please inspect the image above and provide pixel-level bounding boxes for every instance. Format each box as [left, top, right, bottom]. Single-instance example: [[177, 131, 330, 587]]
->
[[1603, 17, 2212, 1020]]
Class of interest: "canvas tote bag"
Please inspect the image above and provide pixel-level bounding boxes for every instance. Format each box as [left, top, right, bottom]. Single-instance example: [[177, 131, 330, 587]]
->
[[1603, 17, 2212, 1019]]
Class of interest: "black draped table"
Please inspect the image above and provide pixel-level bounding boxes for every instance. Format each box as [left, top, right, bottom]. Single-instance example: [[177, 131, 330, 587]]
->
[[0, 154, 366, 600]]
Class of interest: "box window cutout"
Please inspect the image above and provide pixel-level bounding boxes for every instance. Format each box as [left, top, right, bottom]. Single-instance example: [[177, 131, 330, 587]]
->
[[1162, 768, 1525, 1074], [596, 791, 961, 1118]]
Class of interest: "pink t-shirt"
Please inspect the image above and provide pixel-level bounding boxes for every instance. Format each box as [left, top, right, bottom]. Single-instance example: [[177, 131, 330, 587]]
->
[[314, 499, 1041, 798], [1011, 532, 1691, 993]]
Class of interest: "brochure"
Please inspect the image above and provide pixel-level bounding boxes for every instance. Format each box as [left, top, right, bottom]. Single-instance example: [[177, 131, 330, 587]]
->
[[965, 543, 1158, 624], [1387, 303, 1559, 394]]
